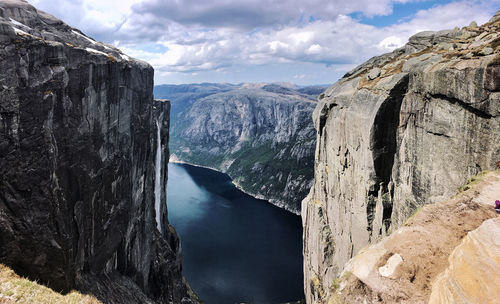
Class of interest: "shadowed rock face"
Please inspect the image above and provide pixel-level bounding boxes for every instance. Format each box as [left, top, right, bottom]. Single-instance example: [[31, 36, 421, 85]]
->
[[303, 13, 500, 304], [0, 1, 196, 303]]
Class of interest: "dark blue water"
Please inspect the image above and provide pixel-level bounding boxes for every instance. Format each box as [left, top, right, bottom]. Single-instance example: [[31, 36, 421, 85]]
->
[[167, 163, 304, 304]]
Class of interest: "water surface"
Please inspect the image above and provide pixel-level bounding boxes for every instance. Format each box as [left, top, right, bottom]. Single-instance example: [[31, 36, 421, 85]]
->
[[167, 163, 304, 304]]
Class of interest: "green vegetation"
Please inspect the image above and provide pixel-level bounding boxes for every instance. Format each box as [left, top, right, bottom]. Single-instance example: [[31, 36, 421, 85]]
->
[[170, 135, 314, 208], [331, 277, 341, 290], [226, 141, 313, 198], [331, 271, 352, 291], [457, 171, 490, 193], [404, 205, 424, 226]]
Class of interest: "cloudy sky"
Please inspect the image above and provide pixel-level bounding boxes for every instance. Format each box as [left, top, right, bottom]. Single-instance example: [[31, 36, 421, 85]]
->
[[28, 0, 499, 85]]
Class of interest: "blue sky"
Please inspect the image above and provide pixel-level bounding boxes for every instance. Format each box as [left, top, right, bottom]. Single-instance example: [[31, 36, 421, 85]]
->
[[351, 0, 455, 27], [28, 0, 500, 85]]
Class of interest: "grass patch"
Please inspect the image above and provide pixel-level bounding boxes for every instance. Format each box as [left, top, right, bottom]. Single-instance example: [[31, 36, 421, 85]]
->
[[310, 275, 326, 299], [331, 271, 352, 291], [357, 74, 381, 90], [457, 171, 489, 193], [404, 206, 424, 226], [0, 264, 101, 304]]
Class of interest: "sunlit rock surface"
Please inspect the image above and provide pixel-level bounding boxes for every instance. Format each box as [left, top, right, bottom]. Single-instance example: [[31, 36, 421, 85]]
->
[[303, 12, 500, 304], [429, 217, 500, 304], [322, 171, 499, 304]]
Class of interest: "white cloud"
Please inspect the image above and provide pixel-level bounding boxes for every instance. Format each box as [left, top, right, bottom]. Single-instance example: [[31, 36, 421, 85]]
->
[[27, 0, 500, 84], [29, 0, 142, 41], [130, 0, 418, 30], [307, 44, 323, 55], [378, 36, 405, 51]]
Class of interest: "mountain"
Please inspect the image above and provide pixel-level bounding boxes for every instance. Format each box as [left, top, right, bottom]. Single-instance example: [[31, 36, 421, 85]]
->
[[302, 13, 500, 304], [0, 1, 197, 303], [155, 83, 327, 214]]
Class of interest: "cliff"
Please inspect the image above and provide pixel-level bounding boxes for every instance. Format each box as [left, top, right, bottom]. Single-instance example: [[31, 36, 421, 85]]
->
[[0, 1, 196, 303], [303, 12, 500, 304], [157, 83, 321, 214], [325, 170, 500, 304]]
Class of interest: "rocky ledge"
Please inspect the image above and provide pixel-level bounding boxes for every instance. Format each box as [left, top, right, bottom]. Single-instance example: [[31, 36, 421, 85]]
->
[[429, 217, 500, 303], [327, 171, 500, 304], [0, 1, 196, 303], [303, 12, 500, 304]]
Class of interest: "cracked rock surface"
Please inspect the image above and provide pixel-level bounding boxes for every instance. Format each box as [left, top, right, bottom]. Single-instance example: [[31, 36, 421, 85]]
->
[[0, 1, 197, 303], [303, 12, 500, 304], [324, 171, 499, 304]]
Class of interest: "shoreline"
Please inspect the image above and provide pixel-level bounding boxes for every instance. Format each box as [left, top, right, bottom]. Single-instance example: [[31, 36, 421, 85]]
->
[[169, 159, 222, 174], [169, 159, 301, 216], [231, 179, 301, 216]]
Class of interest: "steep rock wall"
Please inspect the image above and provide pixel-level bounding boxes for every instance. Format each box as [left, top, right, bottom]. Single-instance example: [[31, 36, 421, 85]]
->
[[0, 1, 195, 303], [303, 14, 500, 304]]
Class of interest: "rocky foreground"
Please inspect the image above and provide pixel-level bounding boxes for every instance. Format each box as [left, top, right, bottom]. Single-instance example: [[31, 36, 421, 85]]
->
[[329, 170, 500, 304], [0, 1, 196, 303], [303, 11, 500, 304]]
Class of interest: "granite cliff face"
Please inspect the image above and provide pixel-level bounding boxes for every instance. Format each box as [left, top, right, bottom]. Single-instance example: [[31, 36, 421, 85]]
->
[[303, 13, 500, 304], [157, 83, 322, 214], [0, 1, 195, 303]]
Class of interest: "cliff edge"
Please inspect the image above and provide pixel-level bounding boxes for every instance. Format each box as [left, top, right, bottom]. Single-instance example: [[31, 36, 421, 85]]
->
[[303, 11, 500, 304], [0, 264, 101, 303], [328, 170, 499, 304], [0, 1, 196, 303]]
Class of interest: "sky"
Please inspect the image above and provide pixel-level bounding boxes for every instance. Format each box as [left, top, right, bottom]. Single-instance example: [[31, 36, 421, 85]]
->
[[27, 0, 500, 85]]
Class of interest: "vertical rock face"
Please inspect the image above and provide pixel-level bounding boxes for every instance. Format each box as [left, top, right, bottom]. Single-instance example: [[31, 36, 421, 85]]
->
[[303, 14, 500, 304], [0, 1, 195, 303]]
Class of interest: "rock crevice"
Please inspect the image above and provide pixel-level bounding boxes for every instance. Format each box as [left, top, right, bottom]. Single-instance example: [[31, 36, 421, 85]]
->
[[303, 12, 500, 304]]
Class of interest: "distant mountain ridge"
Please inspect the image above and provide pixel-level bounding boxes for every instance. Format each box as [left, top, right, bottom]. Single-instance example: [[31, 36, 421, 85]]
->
[[155, 83, 327, 214]]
